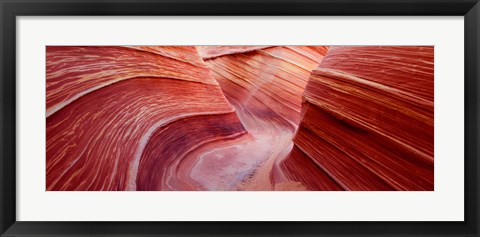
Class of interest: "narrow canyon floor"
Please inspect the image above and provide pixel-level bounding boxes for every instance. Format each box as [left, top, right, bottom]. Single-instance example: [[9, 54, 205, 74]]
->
[[188, 103, 298, 191]]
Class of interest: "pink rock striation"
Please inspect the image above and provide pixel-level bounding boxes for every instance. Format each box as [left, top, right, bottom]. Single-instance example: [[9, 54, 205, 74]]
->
[[46, 46, 246, 190], [281, 46, 434, 190], [201, 46, 329, 190], [197, 46, 274, 59], [46, 45, 434, 191]]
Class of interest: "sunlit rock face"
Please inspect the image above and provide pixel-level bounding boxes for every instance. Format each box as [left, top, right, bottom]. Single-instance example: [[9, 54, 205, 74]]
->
[[200, 46, 329, 190], [46, 46, 247, 191], [281, 46, 434, 191], [197, 46, 273, 59]]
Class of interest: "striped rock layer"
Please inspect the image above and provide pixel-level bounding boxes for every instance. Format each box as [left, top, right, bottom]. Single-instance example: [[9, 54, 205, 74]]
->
[[201, 46, 329, 190], [46, 46, 247, 191], [46, 46, 434, 191], [281, 46, 434, 191]]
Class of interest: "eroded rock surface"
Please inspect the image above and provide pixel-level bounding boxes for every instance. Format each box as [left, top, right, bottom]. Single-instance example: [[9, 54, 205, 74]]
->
[[281, 46, 434, 190], [46, 46, 434, 191], [46, 46, 246, 190], [200, 46, 329, 190]]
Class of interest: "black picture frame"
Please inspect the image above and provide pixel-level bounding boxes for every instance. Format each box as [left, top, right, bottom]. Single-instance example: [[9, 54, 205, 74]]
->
[[1, 0, 479, 236]]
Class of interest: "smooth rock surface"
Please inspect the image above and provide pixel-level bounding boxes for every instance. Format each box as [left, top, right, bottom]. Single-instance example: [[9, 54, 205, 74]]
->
[[46, 46, 434, 191], [282, 46, 434, 191], [46, 46, 246, 191], [201, 46, 329, 190]]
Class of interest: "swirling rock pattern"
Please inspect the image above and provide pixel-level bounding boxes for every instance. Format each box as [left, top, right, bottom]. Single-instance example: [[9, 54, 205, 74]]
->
[[201, 46, 329, 190], [281, 46, 434, 191], [46, 46, 246, 191], [46, 45, 434, 191], [46, 46, 213, 117]]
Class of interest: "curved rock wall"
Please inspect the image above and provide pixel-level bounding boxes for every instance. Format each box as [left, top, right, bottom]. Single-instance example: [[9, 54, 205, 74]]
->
[[46, 46, 246, 190], [201, 46, 329, 190], [282, 46, 434, 191], [46, 45, 434, 191]]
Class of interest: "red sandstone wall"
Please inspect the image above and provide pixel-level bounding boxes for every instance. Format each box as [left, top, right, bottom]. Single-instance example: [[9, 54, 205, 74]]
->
[[201, 46, 329, 190], [46, 46, 434, 191], [46, 46, 246, 191], [281, 46, 434, 191]]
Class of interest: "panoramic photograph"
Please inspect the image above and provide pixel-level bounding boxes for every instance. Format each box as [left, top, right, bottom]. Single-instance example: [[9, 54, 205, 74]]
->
[[46, 46, 434, 191]]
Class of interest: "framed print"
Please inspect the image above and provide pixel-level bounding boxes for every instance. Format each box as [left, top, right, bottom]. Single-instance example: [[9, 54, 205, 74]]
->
[[1, 0, 479, 236]]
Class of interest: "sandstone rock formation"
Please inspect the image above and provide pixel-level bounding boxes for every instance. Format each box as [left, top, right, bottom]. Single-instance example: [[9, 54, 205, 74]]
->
[[200, 46, 329, 190], [281, 46, 434, 191], [46, 46, 246, 190], [46, 45, 434, 191], [197, 46, 273, 59]]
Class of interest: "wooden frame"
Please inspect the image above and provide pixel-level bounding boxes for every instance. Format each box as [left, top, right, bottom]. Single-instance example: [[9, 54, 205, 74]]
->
[[1, 0, 479, 236]]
